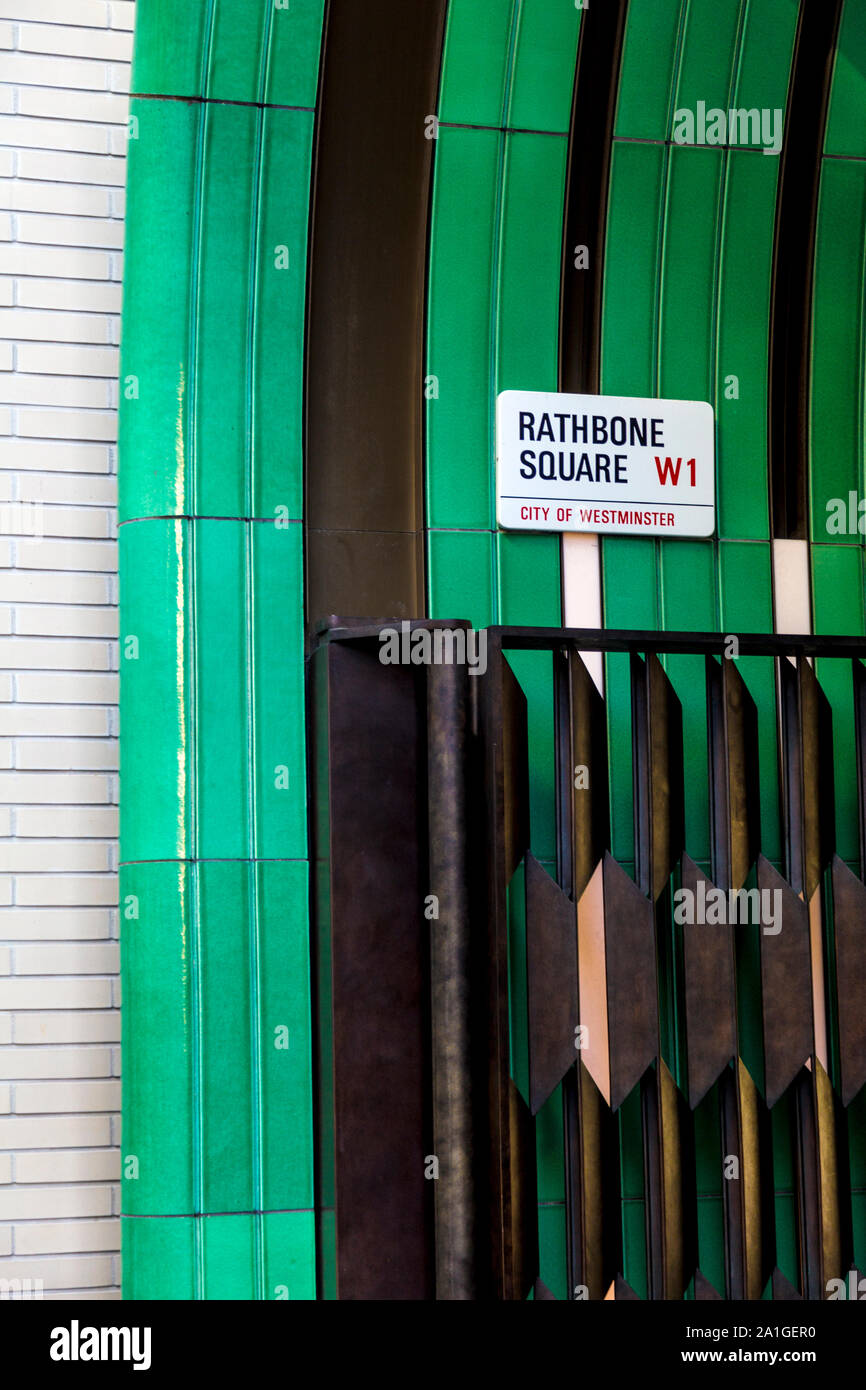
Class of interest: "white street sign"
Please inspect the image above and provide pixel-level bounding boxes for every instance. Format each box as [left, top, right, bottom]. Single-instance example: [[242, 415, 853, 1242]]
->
[[496, 389, 715, 537]]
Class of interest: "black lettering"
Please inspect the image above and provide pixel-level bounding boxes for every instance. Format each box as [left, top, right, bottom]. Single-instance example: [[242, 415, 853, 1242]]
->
[[537, 413, 555, 442], [519, 412, 535, 441], [595, 453, 611, 481], [614, 453, 628, 482], [538, 450, 555, 480], [519, 449, 536, 479], [629, 417, 647, 447], [651, 418, 664, 446], [610, 416, 626, 445], [592, 415, 608, 444], [572, 414, 589, 442]]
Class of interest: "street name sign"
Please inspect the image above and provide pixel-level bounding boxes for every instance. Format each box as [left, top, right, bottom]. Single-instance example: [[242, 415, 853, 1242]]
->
[[496, 389, 715, 537]]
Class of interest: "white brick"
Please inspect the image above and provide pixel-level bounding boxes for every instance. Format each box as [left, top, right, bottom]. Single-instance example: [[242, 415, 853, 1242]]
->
[[0, 1113, 111, 1147], [0, 375, 109, 408], [0, 1085, 10, 1112], [0, 343, 11, 371], [0, 441, 110, 473], [0, 838, 110, 869], [17, 213, 124, 250], [17, 148, 125, 186], [17, 474, 116, 507], [20, 24, 130, 62], [0, 1254, 114, 1289], [0, 1018, 9, 1046], [0, 1, 110, 25], [0, 949, 8, 974], [0, 703, 110, 736], [0, 115, 109, 156], [0, 178, 110, 217], [0, 1228, 10, 1256], [0, 279, 11, 305], [0, 242, 110, 278], [17, 88, 128, 126], [16, 806, 116, 836], [0, 570, 111, 603], [14, 1012, 118, 1044], [0, 977, 111, 1010], [0, 771, 111, 802], [16, 343, 119, 377], [15, 877, 117, 908], [16, 279, 121, 314], [0, 1186, 112, 1222], [0, 308, 110, 343], [0, 637, 111, 668], [0, 408, 13, 434], [0, 1154, 10, 1183], [2, 908, 112, 940], [17, 737, 117, 769], [4, 54, 110, 94], [15, 1219, 119, 1256], [17, 1149, 119, 1184], [0, 20, 13, 48], [15, 1081, 119, 1114], [18, 410, 116, 442], [16, 672, 117, 702], [0, 149, 13, 177], [0, 808, 9, 834], [0, 880, 13, 907], [110, 2, 134, 29], [16, 539, 117, 571], [36, 505, 113, 538], [15, 943, 117, 975], [0, 1047, 112, 1079], [49, 1289, 122, 1300], [15, 607, 116, 638]]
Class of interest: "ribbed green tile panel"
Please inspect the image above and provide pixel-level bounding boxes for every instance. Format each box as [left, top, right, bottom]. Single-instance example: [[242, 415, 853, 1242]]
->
[[426, 0, 580, 1302], [119, 0, 324, 1299]]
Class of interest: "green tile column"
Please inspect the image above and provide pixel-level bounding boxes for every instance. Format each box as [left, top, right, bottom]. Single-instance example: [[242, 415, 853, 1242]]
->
[[118, 0, 324, 1300]]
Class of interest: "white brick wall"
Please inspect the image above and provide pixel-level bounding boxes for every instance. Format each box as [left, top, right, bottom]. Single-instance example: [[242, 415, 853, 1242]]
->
[[0, 2, 131, 1301]]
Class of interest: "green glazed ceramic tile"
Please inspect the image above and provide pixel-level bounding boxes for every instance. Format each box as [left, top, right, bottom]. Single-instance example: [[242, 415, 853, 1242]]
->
[[119, 519, 190, 863], [118, 99, 198, 522], [130, 0, 208, 98], [438, 0, 513, 128], [537, 1203, 568, 1301], [825, 0, 866, 157], [696, 1196, 726, 1296], [659, 147, 723, 405], [673, 0, 742, 131], [619, 1084, 644, 1199], [202, 1213, 256, 1300], [195, 521, 249, 860], [199, 862, 254, 1215], [266, 0, 326, 109], [122, 1217, 195, 1300], [195, 103, 257, 518], [206, 0, 268, 104], [810, 159, 866, 540], [734, 0, 799, 116], [121, 862, 194, 1216], [814, 546, 865, 865], [507, 0, 581, 134], [716, 152, 777, 541], [601, 142, 665, 398], [623, 1198, 648, 1299], [615, 0, 682, 140], [252, 521, 307, 859], [264, 1211, 317, 1301], [535, 1082, 565, 1205], [774, 1192, 799, 1289], [426, 127, 500, 531], [254, 108, 316, 521], [259, 862, 314, 1212], [428, 530, 495, 629], [497, 132, 565, 395]]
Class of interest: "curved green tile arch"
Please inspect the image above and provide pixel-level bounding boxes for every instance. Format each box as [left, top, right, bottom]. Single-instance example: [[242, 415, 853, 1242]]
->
[[118, 0, 866, 1300]]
